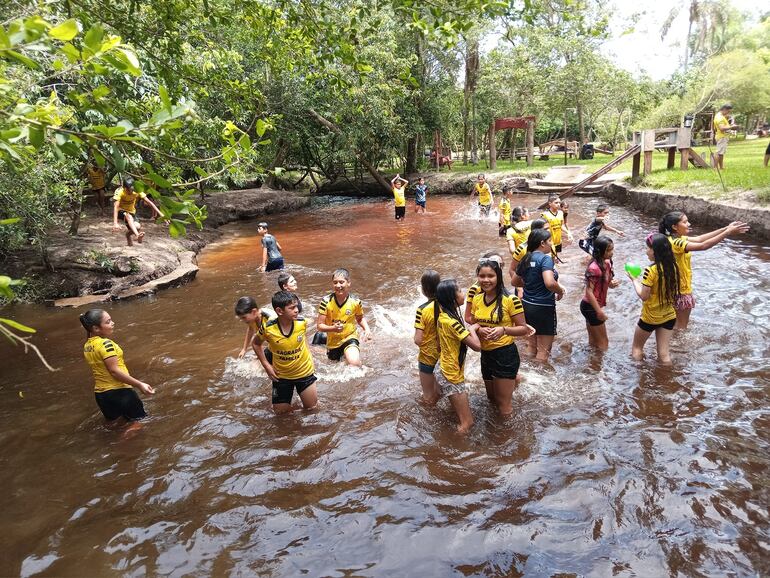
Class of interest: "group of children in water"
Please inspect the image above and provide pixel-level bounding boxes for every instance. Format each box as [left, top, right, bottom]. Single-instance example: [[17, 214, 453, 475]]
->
[[79, 182, 750, 432]]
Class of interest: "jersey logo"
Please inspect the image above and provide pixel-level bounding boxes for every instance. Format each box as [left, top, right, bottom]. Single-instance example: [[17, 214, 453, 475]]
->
[[297, 334, 304, 343], [345, 309, 351, 315]]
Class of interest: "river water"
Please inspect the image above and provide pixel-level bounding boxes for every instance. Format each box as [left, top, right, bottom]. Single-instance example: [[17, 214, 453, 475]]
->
[[1, 195, 769, 577]]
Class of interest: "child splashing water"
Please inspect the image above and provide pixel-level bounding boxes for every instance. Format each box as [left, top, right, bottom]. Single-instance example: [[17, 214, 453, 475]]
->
[[580, 235, 620, 351], [317, 268, 372, 367], [414, 270, 441, 405], [433, 279, 482, 433]]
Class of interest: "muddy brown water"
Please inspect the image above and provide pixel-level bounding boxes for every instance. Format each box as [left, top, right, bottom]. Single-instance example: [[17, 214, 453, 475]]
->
[[1, 195, 769, 577]]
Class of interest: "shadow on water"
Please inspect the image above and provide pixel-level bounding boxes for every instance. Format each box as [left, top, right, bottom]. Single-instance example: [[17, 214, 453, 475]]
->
[[1, 195, 769, 576]]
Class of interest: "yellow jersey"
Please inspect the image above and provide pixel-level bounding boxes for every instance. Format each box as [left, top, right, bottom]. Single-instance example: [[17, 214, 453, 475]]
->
[[318, 293, 364, 349], [113, 187, 147, 214], [257, 318, 315, 380], [475, 182, 492, 205], [393, 186, 406, 208], [87, 166, 105, 189], [669, 236, 692, 295], [713, 111, 731, 140], [414, 300, 439, 366], [499, 198, 512, 226], [541, 209, 564, 246], [506, 220, 531, 253], [471, 292, 525, 350], [640, 264, 676, 325], [436, 311, 470, 384], [84, 336, 132, 393], [512, 241, 556, 263], [465, 282, 481, 314]]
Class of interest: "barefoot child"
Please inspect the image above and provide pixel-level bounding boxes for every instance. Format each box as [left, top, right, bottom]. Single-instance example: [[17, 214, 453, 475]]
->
[[253, 291, 318, 414], [579, 203, 625, 255], [391, 174, 408, 221], [470, 174, 493, 220], [580, 236, 620, 351], [434, 279, 482, 433], [414, 270, 441, 405], [80, 309, 155, 422], [414, 177, 428, 214], [628, 233, 680, 364], [317, 268, 372, 366], [541, 195, 572, 257], [257, 222, 285, 272], [112, 177, 163, 247], [498, 185, 513, 236]]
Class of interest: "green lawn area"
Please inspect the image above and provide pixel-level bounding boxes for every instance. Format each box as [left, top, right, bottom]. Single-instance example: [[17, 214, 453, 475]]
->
[[445, 138, 770, 203]]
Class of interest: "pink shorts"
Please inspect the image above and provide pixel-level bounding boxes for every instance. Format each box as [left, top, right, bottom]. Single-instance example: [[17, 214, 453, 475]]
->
[[674, 293, 696, 311]]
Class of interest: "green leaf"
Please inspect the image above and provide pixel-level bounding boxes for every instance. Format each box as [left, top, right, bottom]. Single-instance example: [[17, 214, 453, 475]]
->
[[0, 218, 21, 225], [115, 47, 141, 76], [111, 145, 125, 171], [147, 171, 172, 189], [28, 125, 44, 148], [48, 19, 79, 41], [59, 42, 81, 62], [168, 220, 187, 238], [83, 24, 104, 54], [4, 50, 40, 69], [92, 85, 109, 99], [0, 317, 36, 333], [238, 133, 251, 149], [193, 166, 209, 178], [159, 85, 171, 110], [0, 26, 10, 49], [255, 118, 267, 137]]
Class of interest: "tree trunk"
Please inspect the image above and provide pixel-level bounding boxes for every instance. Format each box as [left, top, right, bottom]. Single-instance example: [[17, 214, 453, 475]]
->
[[406, 135, 418, 175], [265, 138, 289, 189], [69, 190, 83, 235], [577, 102, 586, 144]]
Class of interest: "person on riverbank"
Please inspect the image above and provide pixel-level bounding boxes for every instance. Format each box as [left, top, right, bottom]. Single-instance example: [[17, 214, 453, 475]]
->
[[434, 278, 482, 433], [580, 236, 620, 351], [465, 251, 505, 325], [235, 296, 273, 360], [628, 233, 680, 364], [257, 222, 284, 272], [713, 104, 739, 170], [413, 270, 441, 405], [579, 203, 625, 256], [414, 177, 428, 214], [498, 185, 513, 236], [470, 174, 493, 221], [80, 309, 155, 423], [87, 163, 107, 216], [765, 140, 770, 168], [391, 174, 408, 221], [112, 177, 163, 247], [317, 268, 371, 366], [541, 195, 572, 258], [506, 206, 531, 257], [253, 291, 318, 414], [658, 212, 749, 330], [512, 228, 565, 362], [471, 259, 534, 415]]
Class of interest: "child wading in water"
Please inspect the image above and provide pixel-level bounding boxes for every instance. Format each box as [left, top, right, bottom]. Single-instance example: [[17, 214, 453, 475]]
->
[[257, 222, 284, 272], [317, 268, 372, 366], [80, 309, 155, 423], [235, 296, 271, 359], [579, 203, 625, 256], [465, 251, 505, 325], [414, 177, 428, 214], [391, 174, 408, 221], [580, 235, 620, 351], [498, 185, 513, 237], [433, 279, 482, 433], [658, 212, 749, 330], [628, 233, 680, 364], [470, 174, 493, 221], [541, 195, 572, 259], [413, 270, 441, 404], [253, 291, 318, 414]]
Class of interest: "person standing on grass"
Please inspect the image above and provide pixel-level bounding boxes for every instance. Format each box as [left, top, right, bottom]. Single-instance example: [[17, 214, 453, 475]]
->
[[764, 140, 769, 168], [713, 104, 739, 170], [257, 222, 284, 272]]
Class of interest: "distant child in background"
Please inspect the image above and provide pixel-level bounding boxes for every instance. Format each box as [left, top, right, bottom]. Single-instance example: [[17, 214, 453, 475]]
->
[[253, 291, 318, 414], [235, 296, 272, 360], [277, 273, 302, 313], [498, 185, 513, 236], [658, 212, 749, 330], [317, 268, 372, 366], [112, 176, 163, 247], [257, 222, 284, 272], [561, 201, 570, 228], [628, 233, 680, 364], [414, 177, 428, 214], [579, 203, 625, 255], [465, 251, 505, 325], [87, 163, 107, 216], [80, 309, 155, 423], [509, 218, 551, 283], [391, 174, 408, 220], [541, 195, 572, 256], [470, 173, 493, 220], [580, 236, 620, 351], [413, 270, 441, 405], [506, 206, 531, 257], [433, 278, 482, 433]]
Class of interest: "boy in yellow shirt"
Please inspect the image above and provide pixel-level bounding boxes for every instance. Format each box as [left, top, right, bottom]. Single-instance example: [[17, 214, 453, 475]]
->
[[391, 174, 408, 221], [112, 177, 163, 246], [713, 104, 738, 170], [470, 173, 493, 220], [317, 268, 372, 366]]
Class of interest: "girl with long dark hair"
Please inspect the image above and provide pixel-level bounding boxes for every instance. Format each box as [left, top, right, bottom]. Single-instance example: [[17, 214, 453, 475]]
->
[[580, 235, 620, 350], [414, 270, 441, 405]]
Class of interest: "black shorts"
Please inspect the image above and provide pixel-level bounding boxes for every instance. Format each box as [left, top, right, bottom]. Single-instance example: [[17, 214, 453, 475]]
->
[[480, 342, 521, 381], [327, 338, 360, 361], [479, 204, 491, 216], [523, 302, 557, 336], [580, 299, 604, 326], [554, 243, 562, 253], [498, 225, 510, 237], [272, 374, 317, 405], [265, 258, 284, 272], [117, 210, 138, 229], [637, 318, 676, 332], [578, 239, 594, 255], [395, 206, 406, 219], [95, 388, 146, 421], [311, 332, 327, 346]]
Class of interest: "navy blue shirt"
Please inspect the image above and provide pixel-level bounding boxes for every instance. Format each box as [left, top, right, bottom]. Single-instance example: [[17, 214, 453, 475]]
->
[[521, 251, 559, 306], [414, 184, 427, 203], [261, 233, 282, 261]]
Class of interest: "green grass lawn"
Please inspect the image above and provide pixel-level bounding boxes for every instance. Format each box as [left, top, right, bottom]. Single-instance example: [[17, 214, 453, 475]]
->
[[444, 138, 770, 203]]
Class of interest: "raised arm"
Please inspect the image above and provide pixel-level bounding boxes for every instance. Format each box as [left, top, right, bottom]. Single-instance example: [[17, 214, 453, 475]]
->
[[687, 222, 749, 248]]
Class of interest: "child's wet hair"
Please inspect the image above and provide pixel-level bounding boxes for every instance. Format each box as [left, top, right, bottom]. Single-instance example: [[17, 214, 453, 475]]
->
[[548, 194, 560, 204], [257, 221, 269, 230], [502, 184, 512, 193], [512, 206, 525, 222], [272, 290, 298, 311], [420, 269, 441, 299], [596, 203, 609, 214], [235, 296, 258, 316], [530, 218, 547, 230], [516, 228, 552, 278], [79, 309, 106, 334], [332, 268, 350, 281], [658, 211, 686, 236], [277, 273, 292, 291]]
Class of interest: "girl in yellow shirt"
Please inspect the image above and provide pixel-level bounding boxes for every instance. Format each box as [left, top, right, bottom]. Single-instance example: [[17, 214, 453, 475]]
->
[[413, 270, 441, 405]]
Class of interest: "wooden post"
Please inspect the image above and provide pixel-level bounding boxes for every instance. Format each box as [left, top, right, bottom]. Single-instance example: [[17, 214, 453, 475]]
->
[[667, 147, 676, 169], [526, 120, 534, 167], [631, 151, 641, 184], [434, 130, 440, 171], [642, 129, 655, 177], [489, 121, 497, 170], [676, 126, 691, 171], [680, 148, 689, 170], [563, 109, 568, 166]]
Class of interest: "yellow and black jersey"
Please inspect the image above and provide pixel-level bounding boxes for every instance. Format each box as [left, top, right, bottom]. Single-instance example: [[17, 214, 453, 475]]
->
[[541, 209, 564, 246], [512, 241, 556, 263], [414, 300, 438, 366], [113, 187, 147, 214], [84, 336, 132, 393], [393, 186, 406, 207], [475, 182, 492, 205], [506, 220, 531, 252], [436, 312, 470, 384], [499, 198, 512, 226], [87, 166, 105, 189], [669, 236, 692, 294], [257, 317, 314, 380], [471, 292, 525, 350], [640, 264, 676, 325], [465, 282, 481, 315], [248, 310, 273, 334], [318, 293, 364, 349]]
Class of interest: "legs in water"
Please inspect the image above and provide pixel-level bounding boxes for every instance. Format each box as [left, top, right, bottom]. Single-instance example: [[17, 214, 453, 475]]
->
[[419, 372, 440, 405], [448, 392, 473, 434]]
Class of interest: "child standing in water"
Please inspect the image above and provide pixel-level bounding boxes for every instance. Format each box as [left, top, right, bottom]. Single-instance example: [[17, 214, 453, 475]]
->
[[257, 222, 285, 272], [413, 270, 441, 405], [470, 173, 493, 220], [414, 177, 428, 214], [658, 212, 749, 330], [433, 279, 482, 433], [391, 174, 408, 221], [465, 251, 505, 325], [471, 259, 534, 415], [253, 291, 318, 414], [579, 203, 625, 255], [628, 233, 680, 364], [580, 236, 620, 351], [498, 185, 513, 236], [80, 309, 155, 422], [235, 296, 272, 359], [317, 268, 372, 366], [541, 195, 572, 257], [506, 206, 531, 257]]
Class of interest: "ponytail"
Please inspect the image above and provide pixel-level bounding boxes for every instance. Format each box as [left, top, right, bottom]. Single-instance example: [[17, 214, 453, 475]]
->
[[516, 228, 552, 278], [79, 308, 105, 337], [659, 211, 685, 237]]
